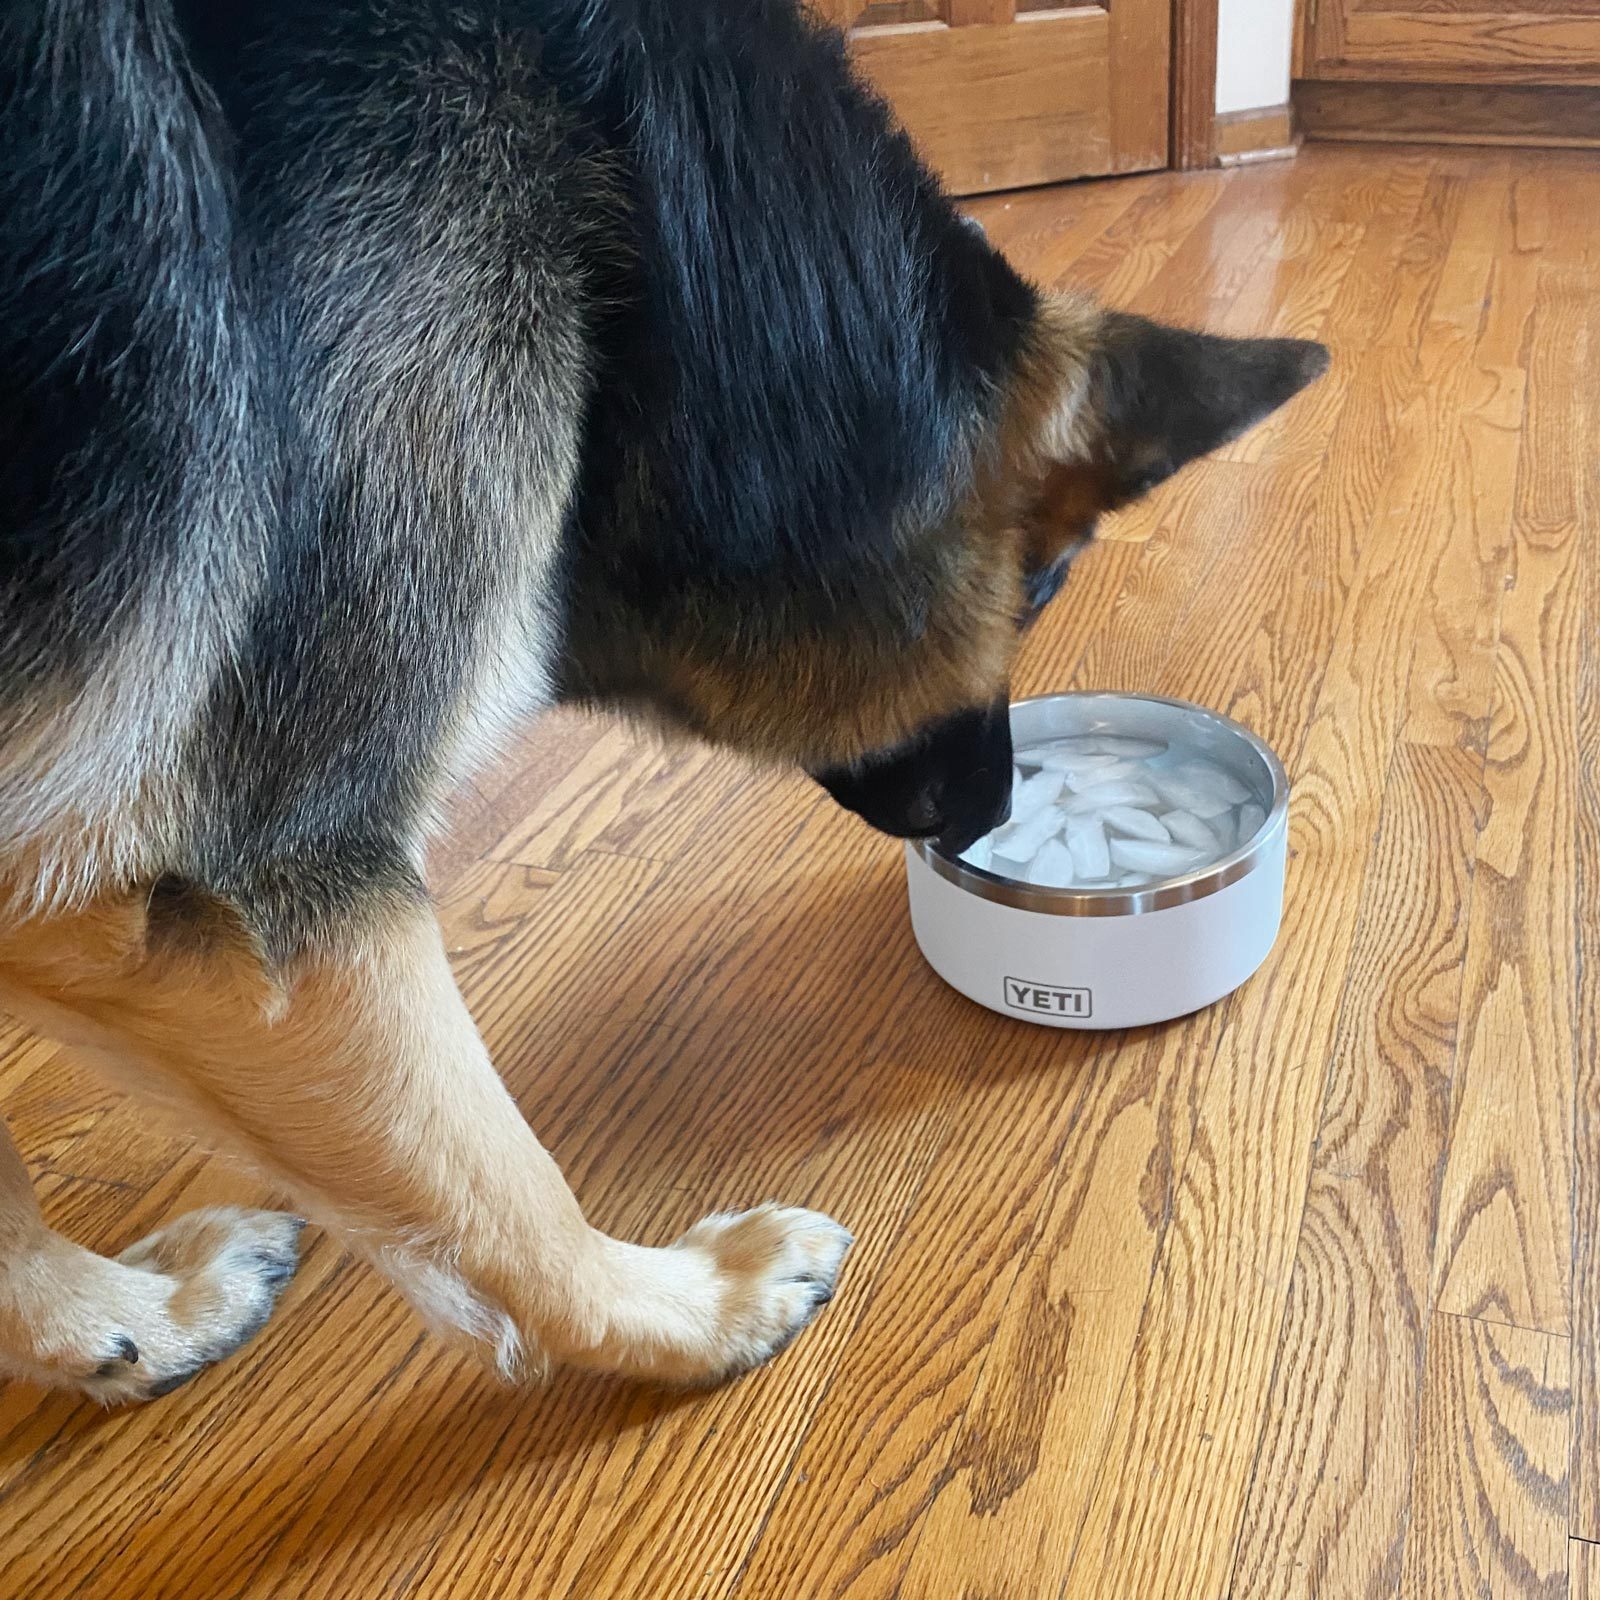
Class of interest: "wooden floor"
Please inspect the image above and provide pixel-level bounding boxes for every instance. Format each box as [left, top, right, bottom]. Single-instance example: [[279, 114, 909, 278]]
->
[[2, 143, 1598, 1598]]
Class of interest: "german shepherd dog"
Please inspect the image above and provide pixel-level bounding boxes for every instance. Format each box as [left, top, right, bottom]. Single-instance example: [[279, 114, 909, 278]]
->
[[0, 0, 1326, 1403]]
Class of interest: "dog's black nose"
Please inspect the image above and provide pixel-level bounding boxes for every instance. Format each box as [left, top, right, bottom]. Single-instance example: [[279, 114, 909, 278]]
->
[[811, 697, 1013, 853]]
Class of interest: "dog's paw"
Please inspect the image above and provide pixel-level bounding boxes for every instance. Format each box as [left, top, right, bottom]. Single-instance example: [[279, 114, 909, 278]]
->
[[79, 1207, 306, 1404], [674, 1203, 852, 1381]]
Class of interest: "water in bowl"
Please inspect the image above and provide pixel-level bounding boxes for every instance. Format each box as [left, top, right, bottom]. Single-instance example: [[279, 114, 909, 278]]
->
[[959, 732, 1270, 890]]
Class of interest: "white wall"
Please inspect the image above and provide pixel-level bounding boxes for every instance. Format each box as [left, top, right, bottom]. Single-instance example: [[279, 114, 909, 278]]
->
[[1215, 0, 1295, 115]]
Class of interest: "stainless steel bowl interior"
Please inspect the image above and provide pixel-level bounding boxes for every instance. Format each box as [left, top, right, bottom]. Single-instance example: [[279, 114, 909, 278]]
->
[[913, 692, 1290, 918]]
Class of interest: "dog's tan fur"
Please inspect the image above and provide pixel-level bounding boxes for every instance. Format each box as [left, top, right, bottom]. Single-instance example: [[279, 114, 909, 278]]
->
[[0, 881, 848, 1397]]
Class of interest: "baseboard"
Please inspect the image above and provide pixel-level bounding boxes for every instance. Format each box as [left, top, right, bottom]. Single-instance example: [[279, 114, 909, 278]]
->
[[1295, 80, 1600, 150], [1214, 104, 1299, 167]]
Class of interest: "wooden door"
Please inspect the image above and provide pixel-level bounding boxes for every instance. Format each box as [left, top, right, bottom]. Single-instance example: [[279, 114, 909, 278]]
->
[[812, 0, 1171, 194], [1304, 0, 1600, 81]]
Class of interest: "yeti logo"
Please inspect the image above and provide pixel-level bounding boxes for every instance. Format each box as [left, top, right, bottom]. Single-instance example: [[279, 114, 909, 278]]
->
[[1003, 978, 1092, 1019]]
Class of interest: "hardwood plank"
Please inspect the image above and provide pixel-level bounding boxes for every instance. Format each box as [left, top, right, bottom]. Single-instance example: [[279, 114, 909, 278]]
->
[[1011, 536, 1149, 687], [404, 1063, 946, 1600], [1397, 1314, 1570, 1599], [1399, 166, 1525, 750], [1075, 346, 1416, 719], [1131, 156, 1318, 328], [1237, 239, 1528, 1600], [890, 1003, 1230, 1598], [727, 1023, 1109, 1600], [1577, 1538, 1600, 1600], [1230, 743, 1488, 1600], [1215, 147, 1434, 461], [1565, 182, 1600, 1542], [1317, 154, 1444, 350], [429, 707, 606, 881], [1400, 365, 1522, 752], [1213, 213, 1360, 345], [1430, 261, 1586, 1337]]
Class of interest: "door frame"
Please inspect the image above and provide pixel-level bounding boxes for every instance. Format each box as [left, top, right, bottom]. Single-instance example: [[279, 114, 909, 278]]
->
[[1171, 0, 1221, 168]]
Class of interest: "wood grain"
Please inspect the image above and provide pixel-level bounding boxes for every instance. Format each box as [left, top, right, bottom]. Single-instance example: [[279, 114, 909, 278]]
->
[[1170, 0, 1220, 170], [0, 144, 1594, 1600], [1297, 80, 1600, 149], [1398, 1313, 1570, 1599], [1215, 104, 1298, 166], [1429, 253, 1585, 1337], [1057, 250, 1497, 1600], [842, 0, 1169, 195], [1576, 1537, 1600, 1600], [1230, 743, 1487, 1600], [1564, 159, 1600, 1544], [948, 0, 1014, 23], [1305, 0, 1600, 84], [849, 15, 1115, 195]]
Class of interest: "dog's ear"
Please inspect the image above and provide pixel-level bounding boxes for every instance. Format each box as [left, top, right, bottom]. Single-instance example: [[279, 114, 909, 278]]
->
[[1088, 310, 1329, 508], [996, 296, 1328, 596]]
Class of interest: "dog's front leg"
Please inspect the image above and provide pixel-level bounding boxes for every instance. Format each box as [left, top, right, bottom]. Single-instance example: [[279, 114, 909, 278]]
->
[[0, 892, 849, 1390]]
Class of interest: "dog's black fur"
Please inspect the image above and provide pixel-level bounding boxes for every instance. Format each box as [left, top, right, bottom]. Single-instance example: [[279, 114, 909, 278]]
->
[[0, 0, 1326, 959]]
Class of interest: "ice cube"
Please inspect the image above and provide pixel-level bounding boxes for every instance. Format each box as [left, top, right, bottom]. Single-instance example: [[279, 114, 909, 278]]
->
[[1014, 739, 1103, 770], [1161, 809, 1219, 853], [1173, 759, 1252, 807], [1028, 838, 1077, 888], [1009, 770, 1063, 826], [1064, 779, 1161, 814], [1065, 814, 1110, 880], [1236, 802, 1267, 844], [1209, 808, 1238, 852], [1148, 770, 1234, 819], [1029, 736, 1102, 759], [1036, 748, 1123, 778], [1114, 872, 1155, 887], [1108, 837, 1205, 877], [992, 803, 1065, 863], [1061, 759, 1145, 792], [1091, 736, 1167, 760], [1101, 805, 1172, 843]]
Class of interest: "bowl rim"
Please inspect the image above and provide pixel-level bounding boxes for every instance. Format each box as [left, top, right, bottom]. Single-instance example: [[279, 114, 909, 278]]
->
[[910, 691, 1290, 918]]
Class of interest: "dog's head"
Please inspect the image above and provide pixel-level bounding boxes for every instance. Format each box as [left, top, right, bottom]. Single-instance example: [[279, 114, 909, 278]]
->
[[807, 295, 1329, 850], [557, 257, 1326, 853]]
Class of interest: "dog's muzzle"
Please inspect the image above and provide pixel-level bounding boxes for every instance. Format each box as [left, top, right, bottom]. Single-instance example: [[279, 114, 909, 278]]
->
[[810, 695, 1013, 856]]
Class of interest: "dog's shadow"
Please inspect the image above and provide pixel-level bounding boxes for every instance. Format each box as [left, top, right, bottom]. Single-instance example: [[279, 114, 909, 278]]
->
[[475, 838, 1118, 1235]]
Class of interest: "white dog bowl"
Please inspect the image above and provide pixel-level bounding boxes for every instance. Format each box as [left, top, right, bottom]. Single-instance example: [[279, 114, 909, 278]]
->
[[904, 692, 1289, 1029]]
